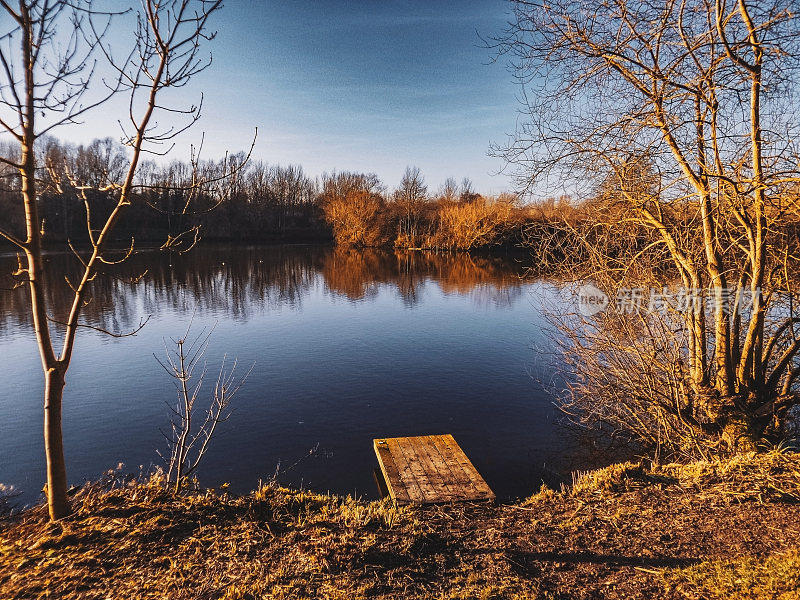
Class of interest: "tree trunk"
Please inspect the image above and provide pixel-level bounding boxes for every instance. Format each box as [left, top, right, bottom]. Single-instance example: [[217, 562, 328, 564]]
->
[[44, 367, 69, 520], [722, 414, 758, 454]]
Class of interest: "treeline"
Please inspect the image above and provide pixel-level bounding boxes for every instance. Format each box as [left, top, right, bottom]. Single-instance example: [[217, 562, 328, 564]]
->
[[0, 138, 534, 250], [318, 168, 527, 249], [4, 136, 797, 258], [0, 138, 326, 246]]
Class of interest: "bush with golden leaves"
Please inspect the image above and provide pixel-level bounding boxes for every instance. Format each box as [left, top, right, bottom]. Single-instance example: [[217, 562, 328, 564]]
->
[[430, 196, 516, 250]]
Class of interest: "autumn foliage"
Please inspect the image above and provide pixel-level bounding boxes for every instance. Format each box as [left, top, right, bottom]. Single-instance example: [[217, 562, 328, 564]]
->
[[319, 172, 388, 247], [318, 170, 524, 250]]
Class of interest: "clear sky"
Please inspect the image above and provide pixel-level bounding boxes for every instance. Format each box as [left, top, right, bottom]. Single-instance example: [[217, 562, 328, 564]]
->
[[68, 0, 519, 195]]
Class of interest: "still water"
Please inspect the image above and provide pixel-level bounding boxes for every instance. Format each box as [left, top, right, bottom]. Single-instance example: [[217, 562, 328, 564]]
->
[[0, 245, 578, 505]]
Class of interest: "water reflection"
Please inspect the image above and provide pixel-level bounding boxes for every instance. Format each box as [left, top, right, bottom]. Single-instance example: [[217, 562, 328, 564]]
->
[[0, 244, 566, 506], [0, 246, 527, 332]]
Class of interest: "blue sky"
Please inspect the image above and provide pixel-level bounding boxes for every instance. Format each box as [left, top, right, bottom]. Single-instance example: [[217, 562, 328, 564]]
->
[[201, 1, 517, 193], [54, 1, 520, 194]]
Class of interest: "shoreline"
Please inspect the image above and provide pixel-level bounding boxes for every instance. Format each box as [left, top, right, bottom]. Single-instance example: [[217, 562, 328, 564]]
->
[[2, 451, 798, 599]]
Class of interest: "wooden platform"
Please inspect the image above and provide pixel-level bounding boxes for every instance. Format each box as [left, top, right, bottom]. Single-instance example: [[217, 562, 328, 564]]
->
[[373, 434, 495, 505]]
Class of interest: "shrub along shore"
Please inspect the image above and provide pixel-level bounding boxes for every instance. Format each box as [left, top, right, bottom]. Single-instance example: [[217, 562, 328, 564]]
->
[[2, 451, 799, 599]]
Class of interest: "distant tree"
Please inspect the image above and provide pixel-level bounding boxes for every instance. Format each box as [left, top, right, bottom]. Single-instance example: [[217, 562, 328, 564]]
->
[[320, 172, 387, 247], [459, 177, 477, 203], [438, 177, 459, 203], [269, 164, 317, 234], [434, 196, 515, 250], [393, 166, 428, 247], [395, 166, 428, 205]]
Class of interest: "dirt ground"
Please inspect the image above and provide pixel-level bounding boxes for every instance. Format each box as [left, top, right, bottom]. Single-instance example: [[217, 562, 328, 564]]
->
[[2, 453, 799, 599]]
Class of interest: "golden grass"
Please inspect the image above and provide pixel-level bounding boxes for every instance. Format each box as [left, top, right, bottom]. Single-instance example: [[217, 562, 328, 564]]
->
[[1, 472, 417, 599], [552, 450, 800, 502], [665, 549, 800, 600], [3, 452, 800, 599], [538, 451, 800, 600]]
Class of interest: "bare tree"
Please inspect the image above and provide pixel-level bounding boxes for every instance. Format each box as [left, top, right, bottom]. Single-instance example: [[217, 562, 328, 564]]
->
[[0, 0, 225, 519], [393, 166, 428, 247], [496, 0, 800, 453], [156, 322, 252, 493], [459, 177, 476, 203], [438, 176, 459, 204]]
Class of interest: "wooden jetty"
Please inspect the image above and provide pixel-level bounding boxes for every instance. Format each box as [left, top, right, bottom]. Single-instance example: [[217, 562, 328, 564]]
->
[[373, 434, 495, 505]]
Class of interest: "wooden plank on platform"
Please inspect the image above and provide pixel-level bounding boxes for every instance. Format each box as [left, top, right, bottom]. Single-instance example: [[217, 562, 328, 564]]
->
[[384, 437, 425, 502], [426, 435, 478, 493], [373, 438, 413, 503], [392, 436, 438, 502], [433, 434, 494, 498], [398, 436, 455, 502], [372, 434, 495, 505]]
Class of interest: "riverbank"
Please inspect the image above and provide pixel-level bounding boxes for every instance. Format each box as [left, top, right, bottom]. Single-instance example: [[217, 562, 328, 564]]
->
[[2, 451, 799, 599]]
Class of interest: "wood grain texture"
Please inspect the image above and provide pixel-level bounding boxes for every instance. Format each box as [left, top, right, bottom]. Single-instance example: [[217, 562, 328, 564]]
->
[[373, 435, 495, 505]]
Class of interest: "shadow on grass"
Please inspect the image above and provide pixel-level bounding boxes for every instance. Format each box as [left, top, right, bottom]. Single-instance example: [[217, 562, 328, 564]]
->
[[506, 549, 700, 572]]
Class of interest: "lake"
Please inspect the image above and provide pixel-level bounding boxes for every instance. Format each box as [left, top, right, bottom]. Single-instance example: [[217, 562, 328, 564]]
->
[[0, 245, 583, 506]]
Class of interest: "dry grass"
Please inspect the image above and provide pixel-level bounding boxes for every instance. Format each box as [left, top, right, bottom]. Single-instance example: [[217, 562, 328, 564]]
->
[[0, 472, 419, 599], [428, 197, 517, 250], [2, 453, 800, 599], [563, 450, 800, 502], [666, 549, 800, 600]]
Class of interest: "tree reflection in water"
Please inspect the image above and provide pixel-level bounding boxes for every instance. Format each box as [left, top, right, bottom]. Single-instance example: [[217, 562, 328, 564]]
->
[[0, 245, 527, 335], [0, 244, 579, 506]]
